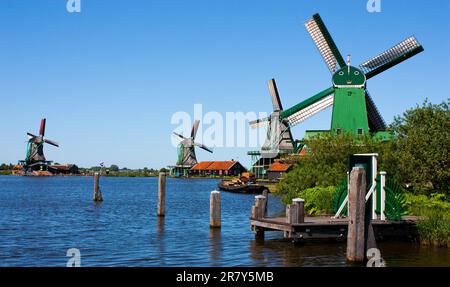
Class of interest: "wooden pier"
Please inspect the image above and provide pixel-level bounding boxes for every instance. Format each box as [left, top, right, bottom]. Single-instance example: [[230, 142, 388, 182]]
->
[[250, 214, 419, 242]]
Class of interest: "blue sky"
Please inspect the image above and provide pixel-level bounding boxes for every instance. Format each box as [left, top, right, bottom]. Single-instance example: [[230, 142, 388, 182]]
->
[[0, 0, 449, 169]]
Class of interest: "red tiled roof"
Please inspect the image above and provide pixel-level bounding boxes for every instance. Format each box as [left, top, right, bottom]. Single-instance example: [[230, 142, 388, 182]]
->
[[267, 162, 293, 172], [206, 161, 238, 171], [191, 161, 240, 171], [191, 161, 214, 170]]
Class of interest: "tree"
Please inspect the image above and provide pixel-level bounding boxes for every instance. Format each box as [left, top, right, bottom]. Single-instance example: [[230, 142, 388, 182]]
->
[[390, 99, 450, 197], [276, 133, 395, 203], [109, 164, 119, 172]]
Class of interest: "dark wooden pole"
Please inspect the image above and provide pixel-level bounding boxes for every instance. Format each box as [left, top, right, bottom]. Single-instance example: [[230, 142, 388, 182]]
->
[[262, 189, 269, 217], [157, 172, 166, 216], [347, 167, 366, 262], [93, 172, 103, 202]]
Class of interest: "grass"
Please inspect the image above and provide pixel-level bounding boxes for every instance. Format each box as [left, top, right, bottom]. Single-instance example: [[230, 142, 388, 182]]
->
[[405, 193, 450, 247]]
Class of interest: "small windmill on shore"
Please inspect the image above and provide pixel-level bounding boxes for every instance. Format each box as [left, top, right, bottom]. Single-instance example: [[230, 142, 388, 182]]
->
[[19, 118, 59, 172], [171, 120, 213, 177]]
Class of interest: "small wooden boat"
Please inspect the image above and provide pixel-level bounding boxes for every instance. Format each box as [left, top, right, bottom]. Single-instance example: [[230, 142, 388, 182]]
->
[[218, 173, 268, 194]]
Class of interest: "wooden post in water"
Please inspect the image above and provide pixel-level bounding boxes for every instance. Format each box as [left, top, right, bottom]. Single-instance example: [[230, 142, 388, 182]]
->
[[347, 167, 366, 262], [210, 191, 221, 228], [93, 172, 103, 202], [252, 195, 266, 238], [292, 198, 305, 223], [286, 204, 298, 224], [254, 195, 266, 219], [262, 189, 269, 217], [157, 172, 166, 217]]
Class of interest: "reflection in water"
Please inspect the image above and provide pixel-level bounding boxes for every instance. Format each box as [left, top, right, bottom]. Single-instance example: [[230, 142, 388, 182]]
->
[[209, 228, 221, 265], [157, 216, 165, 265]]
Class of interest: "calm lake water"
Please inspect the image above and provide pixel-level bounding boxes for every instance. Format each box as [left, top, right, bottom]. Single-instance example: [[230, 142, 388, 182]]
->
[[0, 176, 448, 267]]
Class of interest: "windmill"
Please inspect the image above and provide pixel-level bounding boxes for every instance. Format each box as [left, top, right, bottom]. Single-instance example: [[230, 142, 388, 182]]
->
[[21, 118, 59, 171], [250, 13, 424, 151], [172, 119, 213, 176], [251, 79, 300, 158]]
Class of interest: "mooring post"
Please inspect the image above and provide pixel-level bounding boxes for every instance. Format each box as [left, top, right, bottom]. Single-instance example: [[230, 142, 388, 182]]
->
[[262, 189, 269, 217], [255, 195, 266, 219], [286, 204, 298, 224], [93, 172, 103, 202], [157, 172, 166, 217], [292, 198, 305, 223], [347, 167, 366, 262], [253, 195, 266, 238], [210, 191, 221, 228]]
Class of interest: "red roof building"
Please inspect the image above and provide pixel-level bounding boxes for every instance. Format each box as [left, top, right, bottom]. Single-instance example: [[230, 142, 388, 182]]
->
[[267, 162, 293, 180], [190, 161, 247, 176]]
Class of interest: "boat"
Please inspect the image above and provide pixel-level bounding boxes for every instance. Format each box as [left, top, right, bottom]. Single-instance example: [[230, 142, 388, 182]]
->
[[217, 173, 269, 194]]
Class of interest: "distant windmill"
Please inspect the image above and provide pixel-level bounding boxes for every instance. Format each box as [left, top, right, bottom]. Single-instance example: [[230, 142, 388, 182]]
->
[[23, 118, 59, 166], [173, 120, 213, 168], [250, 79, 300, 158]]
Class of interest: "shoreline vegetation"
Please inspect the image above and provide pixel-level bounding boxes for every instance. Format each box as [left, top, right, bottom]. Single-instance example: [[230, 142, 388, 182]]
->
[[274, 99, 449, 247]]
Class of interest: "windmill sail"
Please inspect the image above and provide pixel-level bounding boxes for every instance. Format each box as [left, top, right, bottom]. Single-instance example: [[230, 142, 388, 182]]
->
[[360, 36, 424, 79], [268, 79, 283, 111], [305, 13, 346, 73], [365, 91, 386, 131]]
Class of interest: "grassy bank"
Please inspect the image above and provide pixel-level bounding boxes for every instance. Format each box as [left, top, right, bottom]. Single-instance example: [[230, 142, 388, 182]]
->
[[405, 193, 450, 247]]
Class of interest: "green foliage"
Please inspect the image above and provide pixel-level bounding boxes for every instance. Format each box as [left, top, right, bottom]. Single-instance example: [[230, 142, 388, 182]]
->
[[276, 186, 335, 215], [390, 99, 450, 197], [276, 133, 395, 203], [406, 193, 450, 246], [109, 164, 119, 172]]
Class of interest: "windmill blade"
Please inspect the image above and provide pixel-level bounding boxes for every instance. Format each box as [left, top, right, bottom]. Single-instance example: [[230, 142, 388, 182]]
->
[[27, 132, 37, 139], [359, 36, 424, 80], [280, 86, 335, 124], [44, 138, 59, 147], [191, 120, 200, 139], [194, 142, 213, 153], [39, 118, 46, 136], [249, 117, 270, 129], [173, 132, 187, 141], [305, 13, 346, 73], [268, 79, 283, 111], [365, 91, 387, 131], [285, 94, 334, 127]]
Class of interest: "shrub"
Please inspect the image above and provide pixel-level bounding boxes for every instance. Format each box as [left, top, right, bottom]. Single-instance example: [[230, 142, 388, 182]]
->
[[276, 186, 335, 215]]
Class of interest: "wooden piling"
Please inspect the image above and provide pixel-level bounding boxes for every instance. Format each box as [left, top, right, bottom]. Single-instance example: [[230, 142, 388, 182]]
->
[[157, 172, 166, 217], [292, 198, 305, 223], [286, 204, 298, 224], [93, 172, 103, 202], [210, 191, 221, 228], [347, 167, 366, 262], [255, 195, 266, 219], [262, 189, 269, 217]]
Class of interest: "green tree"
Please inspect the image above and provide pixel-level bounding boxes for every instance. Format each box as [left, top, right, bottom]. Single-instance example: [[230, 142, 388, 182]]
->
[[390, 99, 450, 197], [109, 164, 119, 172], [276, 133, 395, 203]]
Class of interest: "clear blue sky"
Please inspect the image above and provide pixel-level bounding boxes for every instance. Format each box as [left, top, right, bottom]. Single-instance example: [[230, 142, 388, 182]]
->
[[1, 0, 449, 169]]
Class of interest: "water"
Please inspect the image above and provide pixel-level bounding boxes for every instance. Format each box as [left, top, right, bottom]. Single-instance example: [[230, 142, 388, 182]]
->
[[0, 176, 448, 267]]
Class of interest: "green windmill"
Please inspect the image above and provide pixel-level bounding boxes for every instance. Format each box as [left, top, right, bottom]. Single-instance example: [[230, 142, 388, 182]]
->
[[250, 13, 424, 145]]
